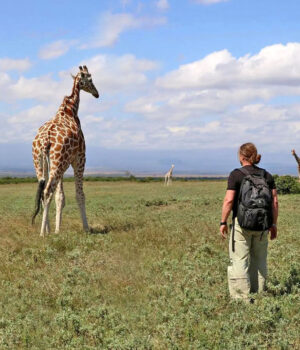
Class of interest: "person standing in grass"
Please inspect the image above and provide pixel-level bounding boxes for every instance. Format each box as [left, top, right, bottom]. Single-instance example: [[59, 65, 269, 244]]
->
[[220, 143, 278, 301]]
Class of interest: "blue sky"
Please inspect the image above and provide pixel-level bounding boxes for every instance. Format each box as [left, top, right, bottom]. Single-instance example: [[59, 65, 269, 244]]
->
[[1, 0, 300, 174]]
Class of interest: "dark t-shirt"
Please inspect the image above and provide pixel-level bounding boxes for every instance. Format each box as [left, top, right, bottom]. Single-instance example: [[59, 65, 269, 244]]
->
[[227, 165, 276, 218]]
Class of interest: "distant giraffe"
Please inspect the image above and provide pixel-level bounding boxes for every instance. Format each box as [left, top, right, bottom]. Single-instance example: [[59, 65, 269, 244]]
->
[[164, 164, 174, 186], [291, 149, 300, 182], [32, 65, 99, 237]]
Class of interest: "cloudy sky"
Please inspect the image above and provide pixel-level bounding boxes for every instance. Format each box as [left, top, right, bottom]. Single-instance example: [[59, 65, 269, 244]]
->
[[1, 0, 300, 174]]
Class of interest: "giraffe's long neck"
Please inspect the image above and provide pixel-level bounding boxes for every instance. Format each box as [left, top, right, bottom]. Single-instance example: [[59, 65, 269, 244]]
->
[[69, 78, 80, 115], [293, 152, 300, 165], [60, 78, 81, 124]]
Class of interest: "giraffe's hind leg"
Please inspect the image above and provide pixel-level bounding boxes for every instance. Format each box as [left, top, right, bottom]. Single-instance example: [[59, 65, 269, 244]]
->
[[72, 157, 89, 232], [41, 201, 50, 234], [41, 154, 51, 233], [40, 175, 59, 237], [55, 179, 65, 234], [33, 152, 50, 233]]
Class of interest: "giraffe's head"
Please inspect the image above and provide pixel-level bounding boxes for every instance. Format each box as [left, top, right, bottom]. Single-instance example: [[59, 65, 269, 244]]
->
[[292, 149, 296, 155], [74, 65, 99, 98]]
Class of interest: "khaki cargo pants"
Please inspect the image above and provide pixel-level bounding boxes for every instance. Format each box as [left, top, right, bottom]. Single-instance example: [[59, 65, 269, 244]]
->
[[228, 218, 268, 300]]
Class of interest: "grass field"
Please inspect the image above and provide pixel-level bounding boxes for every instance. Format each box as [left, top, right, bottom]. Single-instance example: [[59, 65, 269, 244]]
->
[[0, 181, 299, 349]]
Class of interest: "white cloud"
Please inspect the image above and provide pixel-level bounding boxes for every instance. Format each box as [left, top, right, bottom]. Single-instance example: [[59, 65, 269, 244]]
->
[[0, 104, 56, 143], [0, 58, 31, 72], [39, 40, 77, 60], [0, 52, 159, 146], [6, 74, 66, 103], [0, 72, 12, 87], [73, 102, 300, 152], [156, 0, 169, 10], [121, 43, 300, 151], [8, 104, 56, 126], [0, 53, 158, 105], [167, 126, 189, 134], [82, 12, 166, 48], [2, 43, 300, 157], [193, 0, 228, 4], [79, 54, 158, 93], [157, 43, 300, 90]]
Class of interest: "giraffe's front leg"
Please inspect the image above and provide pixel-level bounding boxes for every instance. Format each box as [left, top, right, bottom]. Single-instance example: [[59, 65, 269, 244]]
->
[[72, 158, 89, 232], [55, 179, 65, 233]]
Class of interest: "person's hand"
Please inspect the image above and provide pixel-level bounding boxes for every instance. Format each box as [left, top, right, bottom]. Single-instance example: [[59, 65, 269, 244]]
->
[[269, 225, 277, 240], [220, 224, 228, 239]]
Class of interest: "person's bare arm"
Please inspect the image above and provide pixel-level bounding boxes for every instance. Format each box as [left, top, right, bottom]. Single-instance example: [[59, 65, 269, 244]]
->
[[220, 190, 235, 238], [269, 189, 278, 240]]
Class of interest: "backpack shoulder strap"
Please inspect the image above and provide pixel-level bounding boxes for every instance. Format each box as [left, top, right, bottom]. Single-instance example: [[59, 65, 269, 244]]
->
[[238, 167, 266, 178], [238, 167, 250, 176], [256, 168, 266, 178]]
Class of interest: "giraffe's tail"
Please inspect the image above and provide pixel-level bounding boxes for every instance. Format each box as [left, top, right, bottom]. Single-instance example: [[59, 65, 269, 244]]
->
[[32, 179, 46, 225]]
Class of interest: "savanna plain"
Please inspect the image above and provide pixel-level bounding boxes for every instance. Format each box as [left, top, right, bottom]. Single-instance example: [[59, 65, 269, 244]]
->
[[0, 180, 299, 349]]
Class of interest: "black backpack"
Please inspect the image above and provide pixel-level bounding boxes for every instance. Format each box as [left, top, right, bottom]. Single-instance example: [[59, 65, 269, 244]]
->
[[236, 167, 273, 231]]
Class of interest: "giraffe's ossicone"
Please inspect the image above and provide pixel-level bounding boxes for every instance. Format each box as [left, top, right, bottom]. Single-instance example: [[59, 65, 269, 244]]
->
[[32, 65, 99, 236]]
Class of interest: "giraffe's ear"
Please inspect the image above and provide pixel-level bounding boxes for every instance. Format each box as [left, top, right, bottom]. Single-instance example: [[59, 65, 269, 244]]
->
[[79, 66, 83, 71], [71, 74, 76, 80]]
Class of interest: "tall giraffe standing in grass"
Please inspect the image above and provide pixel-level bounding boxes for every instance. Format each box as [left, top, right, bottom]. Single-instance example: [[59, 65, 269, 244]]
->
[[164, 164, 174, 186], [291, 149, 300, 182], [32, 66, 99, 237]]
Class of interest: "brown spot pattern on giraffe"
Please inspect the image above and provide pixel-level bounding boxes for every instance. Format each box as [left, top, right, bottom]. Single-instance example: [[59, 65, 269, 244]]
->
[[32, 80, 85, 184]]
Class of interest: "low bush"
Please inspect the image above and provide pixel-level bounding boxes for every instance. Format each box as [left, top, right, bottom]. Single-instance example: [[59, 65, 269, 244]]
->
[[273, 175, 300, 194]]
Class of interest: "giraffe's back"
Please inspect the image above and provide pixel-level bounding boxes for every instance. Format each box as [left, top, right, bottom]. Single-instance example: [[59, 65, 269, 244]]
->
[[32, 110, 85, 178]]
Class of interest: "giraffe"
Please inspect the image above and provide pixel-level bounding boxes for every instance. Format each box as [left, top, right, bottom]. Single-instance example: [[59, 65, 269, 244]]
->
[[164, 164, 174, 186], [32, 65, 99, 237], [291, 149, 300, 182]]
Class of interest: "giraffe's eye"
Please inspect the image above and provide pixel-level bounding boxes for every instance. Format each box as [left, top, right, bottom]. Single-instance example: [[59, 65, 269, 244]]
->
[[80, 73, 84, 78]]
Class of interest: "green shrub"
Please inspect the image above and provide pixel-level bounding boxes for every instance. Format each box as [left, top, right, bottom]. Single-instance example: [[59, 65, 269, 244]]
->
[[0, 177, 37, 185], [274, 175, 300, 194]]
